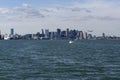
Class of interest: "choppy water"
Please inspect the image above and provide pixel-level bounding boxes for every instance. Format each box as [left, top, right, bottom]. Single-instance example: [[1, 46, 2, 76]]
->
[[0, 40, 120, 80]]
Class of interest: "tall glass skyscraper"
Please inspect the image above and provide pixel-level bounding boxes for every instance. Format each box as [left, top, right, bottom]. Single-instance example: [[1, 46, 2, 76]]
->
[[11, 28, 14, 35]]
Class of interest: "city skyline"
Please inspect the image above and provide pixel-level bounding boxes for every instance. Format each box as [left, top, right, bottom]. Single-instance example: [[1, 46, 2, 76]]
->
[[0, 0, 120, 36], [1, 28, 120, 40]]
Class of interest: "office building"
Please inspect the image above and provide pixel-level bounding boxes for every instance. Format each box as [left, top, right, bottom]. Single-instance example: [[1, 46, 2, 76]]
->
[[79, 31, 84, 40], [102, 33, 106, 38], [0, 30, 1, 39], [45, 29, 49, 38], [87, 34, 93, 40], [84, 32, 88, 39], [66, 28, 69, 38], [61, 31, 66, 38], [41, 29, 45, 37], [56, 28, 61, 39], [10, 28, 14, 35], [4, 34, 9, 40]]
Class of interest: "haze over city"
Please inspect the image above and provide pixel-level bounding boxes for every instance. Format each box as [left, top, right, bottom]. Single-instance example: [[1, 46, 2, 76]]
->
[[0, 0, 120, 36]]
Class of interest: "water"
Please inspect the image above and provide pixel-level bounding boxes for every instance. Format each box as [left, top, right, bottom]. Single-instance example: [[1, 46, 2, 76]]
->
[[0, 40, 120, 80]]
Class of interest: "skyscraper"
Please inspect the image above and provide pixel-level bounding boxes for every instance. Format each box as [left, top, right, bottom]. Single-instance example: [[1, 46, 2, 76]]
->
[[10, 28, 14, 35], [84, 32, 88, 39], [66, 28, 69, 38], [102, 33, 106, 38], [45, 29, 49, 38], [57, 28, 61, 39], [0, 30, 1, 39], [0, 30, 1, 35], [41, 29, 45, 37], [79, 31, 84, 40]]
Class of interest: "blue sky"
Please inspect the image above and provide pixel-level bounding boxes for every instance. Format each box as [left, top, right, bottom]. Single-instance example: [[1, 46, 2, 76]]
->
[[0, 0, 84, 7], [0, 0, 120, 36], [0, 0, 118, 7]]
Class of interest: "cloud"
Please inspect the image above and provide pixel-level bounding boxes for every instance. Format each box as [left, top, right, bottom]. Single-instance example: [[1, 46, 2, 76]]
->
[[13, 4, 45, 18], [83, 15, 120, 21], [0, 1, 120, 22], [70, 7, 91, 13], [39, 1, 120, 22], [0, 3, 45, 21], [0, 8, 10, 14], [42, 6, 91, 13]]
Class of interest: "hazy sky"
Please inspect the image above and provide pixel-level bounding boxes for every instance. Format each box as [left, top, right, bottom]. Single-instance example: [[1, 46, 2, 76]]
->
[[0, 0, 120, 36]]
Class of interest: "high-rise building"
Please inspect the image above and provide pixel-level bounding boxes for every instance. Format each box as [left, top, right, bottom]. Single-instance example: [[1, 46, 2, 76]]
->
[[45, 29, 49, 38], [102, 33, 106, 38], [57, 28, 61, 38], [50, 32, 55, 40], [66, 28, 69, 38], [41, 29, 45, 37], [79, 31, 84, 40], [84, 32, 88, 39], [87, 34, 93, 40], [10, 28, 14, 35], [9, 28, 15, 39], [0, 30, 1, 39], [42, 29, 44, 35], [0, 30, 1, 35], [61, 31, 66, 38]]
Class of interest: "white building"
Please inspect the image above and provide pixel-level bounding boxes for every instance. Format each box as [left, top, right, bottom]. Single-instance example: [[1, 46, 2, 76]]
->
[[4, 34, 10, 40]]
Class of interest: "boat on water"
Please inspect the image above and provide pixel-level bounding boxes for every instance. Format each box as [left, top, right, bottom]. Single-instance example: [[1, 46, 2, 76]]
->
[[69, 40, 74, 44]]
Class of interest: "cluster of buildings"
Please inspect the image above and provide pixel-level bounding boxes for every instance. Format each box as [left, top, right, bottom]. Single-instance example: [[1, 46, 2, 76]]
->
[[0, 28, 120, 40], [0, 28, 20, 40]]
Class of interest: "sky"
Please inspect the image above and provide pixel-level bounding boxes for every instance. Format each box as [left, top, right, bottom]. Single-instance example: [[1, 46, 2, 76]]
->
[[0, 0, 120, 36]]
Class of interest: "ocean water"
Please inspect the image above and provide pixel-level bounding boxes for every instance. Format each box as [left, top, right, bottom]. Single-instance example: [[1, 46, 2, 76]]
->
[[0, 40, 120, 80]]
